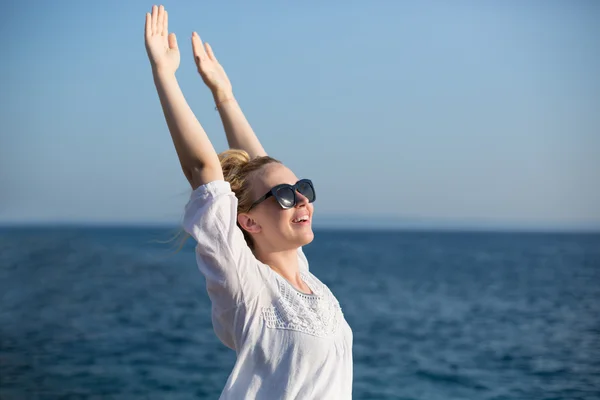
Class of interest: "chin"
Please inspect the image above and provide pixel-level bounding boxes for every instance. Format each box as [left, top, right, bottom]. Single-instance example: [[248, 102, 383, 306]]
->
[[296, 226, 315, 246], [285, 224, 314, 248], [299, 229, 315, 246]]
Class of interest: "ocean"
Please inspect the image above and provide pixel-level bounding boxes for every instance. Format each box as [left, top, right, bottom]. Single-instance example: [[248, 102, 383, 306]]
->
[[1, 227, 599, 399]]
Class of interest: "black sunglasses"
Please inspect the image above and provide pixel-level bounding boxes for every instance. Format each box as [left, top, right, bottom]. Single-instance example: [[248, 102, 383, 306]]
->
[[248, 179, 316, 211]]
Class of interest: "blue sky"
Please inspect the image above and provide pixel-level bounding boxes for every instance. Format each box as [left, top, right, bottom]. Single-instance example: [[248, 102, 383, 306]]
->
[[1, 0, 599, 230]]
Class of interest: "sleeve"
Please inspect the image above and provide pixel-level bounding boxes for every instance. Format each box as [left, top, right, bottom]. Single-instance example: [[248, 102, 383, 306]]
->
[[182, 180, 266, 311]]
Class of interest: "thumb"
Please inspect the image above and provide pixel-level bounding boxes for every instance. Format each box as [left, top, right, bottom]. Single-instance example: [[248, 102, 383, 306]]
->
[[168, 33, 178, 50], [205, 42, 217, 61]]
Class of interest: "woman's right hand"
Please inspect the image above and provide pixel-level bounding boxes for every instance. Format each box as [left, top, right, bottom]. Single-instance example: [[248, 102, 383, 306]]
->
[[145, 5, 180, 75], [191, 32, 233, 99]]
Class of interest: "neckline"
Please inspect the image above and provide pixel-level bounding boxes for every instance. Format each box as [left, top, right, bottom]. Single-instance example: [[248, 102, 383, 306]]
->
[[272, 269, 318, 297]]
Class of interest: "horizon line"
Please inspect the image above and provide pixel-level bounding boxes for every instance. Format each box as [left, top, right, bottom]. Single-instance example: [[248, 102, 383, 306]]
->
[[1, 220, 599, 234]]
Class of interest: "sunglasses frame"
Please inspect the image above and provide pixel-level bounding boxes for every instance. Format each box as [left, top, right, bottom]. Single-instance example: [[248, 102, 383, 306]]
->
[[248, 179, 316, 211]]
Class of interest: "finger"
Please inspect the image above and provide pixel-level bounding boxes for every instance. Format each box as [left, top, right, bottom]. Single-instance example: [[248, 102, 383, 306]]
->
[[151, 5, 158, 35], [145, 12, 151, 38], [191, 32, 207, 63], [163, 10, 168, 36], [205, 42, 216, 61], [168, 32, 178, 50], [157, 5, 164, 35]]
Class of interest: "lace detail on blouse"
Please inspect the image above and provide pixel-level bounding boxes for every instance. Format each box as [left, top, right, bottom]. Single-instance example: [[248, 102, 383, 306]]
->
[[262, 272, 342, 338]]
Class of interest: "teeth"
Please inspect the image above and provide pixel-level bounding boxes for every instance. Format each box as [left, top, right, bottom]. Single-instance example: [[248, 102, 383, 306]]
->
[[293, 216, 309, 223]]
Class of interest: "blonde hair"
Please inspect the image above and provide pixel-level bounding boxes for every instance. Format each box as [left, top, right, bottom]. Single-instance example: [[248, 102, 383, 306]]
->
[[172, 149, 280, 252], [219, 149, 281, 248]]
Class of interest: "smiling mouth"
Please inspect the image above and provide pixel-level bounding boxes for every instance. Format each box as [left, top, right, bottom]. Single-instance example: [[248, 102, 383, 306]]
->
[[292, 216, 310, 224]]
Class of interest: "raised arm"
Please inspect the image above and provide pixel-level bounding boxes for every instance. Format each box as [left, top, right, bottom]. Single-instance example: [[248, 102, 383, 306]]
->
[[145, 5, 222, 189], [193, 39, 267, 159]]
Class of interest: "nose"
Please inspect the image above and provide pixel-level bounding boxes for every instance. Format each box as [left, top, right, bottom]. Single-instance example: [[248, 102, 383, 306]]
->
[[295, 191, 309, 208]]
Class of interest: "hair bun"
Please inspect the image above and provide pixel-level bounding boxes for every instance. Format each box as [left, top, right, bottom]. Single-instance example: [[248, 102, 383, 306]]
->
[[219, 149, 251, 182]]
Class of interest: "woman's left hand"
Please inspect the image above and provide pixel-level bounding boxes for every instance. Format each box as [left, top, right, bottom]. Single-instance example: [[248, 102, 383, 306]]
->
[[191, 33, 233, 99]]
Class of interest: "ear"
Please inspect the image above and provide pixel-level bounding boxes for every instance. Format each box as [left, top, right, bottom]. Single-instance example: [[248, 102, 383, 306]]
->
[[238, 213, 262, 234]]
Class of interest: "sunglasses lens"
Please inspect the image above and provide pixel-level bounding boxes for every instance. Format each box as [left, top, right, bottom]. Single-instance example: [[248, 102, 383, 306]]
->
[[275, 187, 295, 208], [297, 181, 315, 202]]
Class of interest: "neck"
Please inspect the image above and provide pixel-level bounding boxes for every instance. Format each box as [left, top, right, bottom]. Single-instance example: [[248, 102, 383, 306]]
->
[[254, 247, 301, 284]]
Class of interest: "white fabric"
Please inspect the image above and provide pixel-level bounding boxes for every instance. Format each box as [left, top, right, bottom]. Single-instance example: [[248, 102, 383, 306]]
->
[[183, 180, 353, 399]]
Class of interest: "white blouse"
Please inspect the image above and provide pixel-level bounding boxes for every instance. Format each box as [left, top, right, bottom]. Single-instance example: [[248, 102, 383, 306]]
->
[[183, 180, 353, 399]]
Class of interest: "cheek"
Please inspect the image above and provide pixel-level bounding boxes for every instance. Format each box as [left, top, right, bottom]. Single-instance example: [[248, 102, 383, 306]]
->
[[276, 209, 294, 228], [274, 210, 297, 233], [259, 203, 291, 230]]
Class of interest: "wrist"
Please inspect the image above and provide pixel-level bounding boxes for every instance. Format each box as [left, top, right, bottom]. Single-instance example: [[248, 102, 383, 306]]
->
[[152, 67, 177, 82], [212, 89, 234, 104]]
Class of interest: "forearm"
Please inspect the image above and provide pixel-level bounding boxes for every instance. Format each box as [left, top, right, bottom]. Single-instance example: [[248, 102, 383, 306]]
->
[[213, 90, 267, 159], [153, 70, 223, 188]]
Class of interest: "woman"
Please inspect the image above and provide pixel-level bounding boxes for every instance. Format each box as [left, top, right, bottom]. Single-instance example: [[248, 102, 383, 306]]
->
[[145, 5, 353, 399]]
